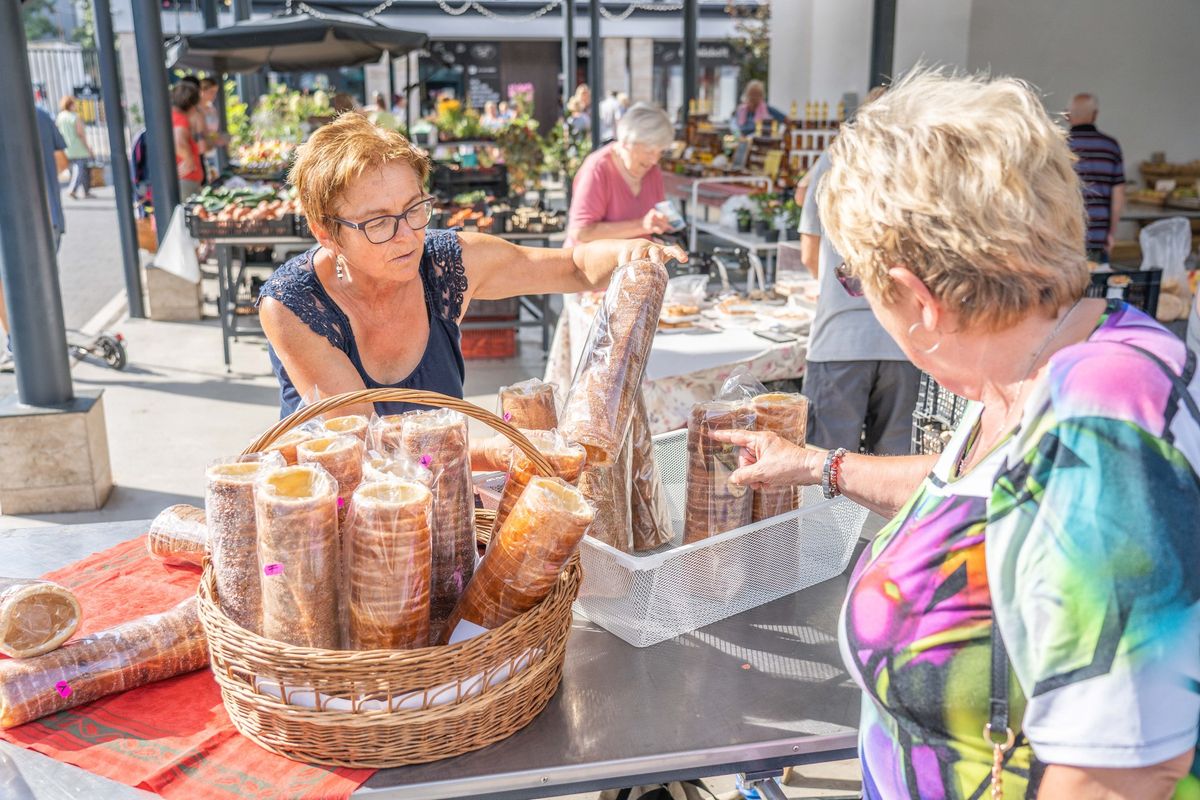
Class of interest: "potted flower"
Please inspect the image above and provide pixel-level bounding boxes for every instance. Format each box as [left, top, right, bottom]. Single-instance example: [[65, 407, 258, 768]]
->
[[735, 207, 753, 233], [780, 198, 802, 240], [749, 192, 777, 238]]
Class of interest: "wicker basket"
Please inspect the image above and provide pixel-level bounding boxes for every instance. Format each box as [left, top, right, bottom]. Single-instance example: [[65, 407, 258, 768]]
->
[[197, 388, 581, 768]]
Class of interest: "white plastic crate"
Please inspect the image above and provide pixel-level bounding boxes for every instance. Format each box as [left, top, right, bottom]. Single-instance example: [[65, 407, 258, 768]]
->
[[576, 429, 869, 647]]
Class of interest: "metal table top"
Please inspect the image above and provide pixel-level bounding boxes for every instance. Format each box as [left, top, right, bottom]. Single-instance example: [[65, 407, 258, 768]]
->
[[0, 521, 861, 800]]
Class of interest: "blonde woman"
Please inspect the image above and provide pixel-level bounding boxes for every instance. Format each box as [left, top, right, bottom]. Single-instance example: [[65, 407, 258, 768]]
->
[[257, 112, 685, 419], [719, 70, 1199, 799]]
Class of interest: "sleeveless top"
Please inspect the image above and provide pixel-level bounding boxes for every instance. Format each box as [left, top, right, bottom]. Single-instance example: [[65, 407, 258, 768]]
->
[[839, 301, 1200, 799], [257, 228, 467, 419]]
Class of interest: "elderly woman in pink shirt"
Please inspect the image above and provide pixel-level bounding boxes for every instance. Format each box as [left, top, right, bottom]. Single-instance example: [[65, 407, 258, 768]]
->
[[565, 103, 676, 246]]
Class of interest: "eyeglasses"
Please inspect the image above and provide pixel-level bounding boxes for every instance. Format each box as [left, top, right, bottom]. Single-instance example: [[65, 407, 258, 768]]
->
[[333, 197, 435, 244], [836, 263, 863, 297]]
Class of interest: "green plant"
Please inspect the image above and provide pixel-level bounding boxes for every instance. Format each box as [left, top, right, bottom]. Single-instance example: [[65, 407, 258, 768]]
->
[[496, 115, 544, 189], [735, 207, 752, 223], [782, 197, 801, 229], [726, 1, 770, 89], [541, 119, 592, 182], [748, 191, 778, 221], [22, 0, 59, 41], [224, 80, 251, 148]]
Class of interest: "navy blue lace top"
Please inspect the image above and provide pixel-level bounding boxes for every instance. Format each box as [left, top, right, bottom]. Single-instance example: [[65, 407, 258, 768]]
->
[[257, 228, 467, 418]]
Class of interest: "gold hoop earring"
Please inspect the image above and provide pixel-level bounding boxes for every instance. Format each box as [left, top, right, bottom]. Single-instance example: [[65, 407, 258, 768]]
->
[[335, 254, 347, 281], [907, 322, 940, 355]]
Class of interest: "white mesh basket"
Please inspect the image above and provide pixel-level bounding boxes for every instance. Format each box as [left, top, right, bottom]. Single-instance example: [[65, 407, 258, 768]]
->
[[576, 429, 869, 647]]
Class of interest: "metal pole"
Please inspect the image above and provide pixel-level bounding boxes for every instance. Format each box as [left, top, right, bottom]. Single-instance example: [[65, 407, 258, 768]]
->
[[385, 52, 395, 118], [561, 0, 575, 114], [0, 1, 73, 405], [200, 0, 229, 174], [93, 0, 145, 318], [588, 0, 601, 151], [232, 0, 265, 108], [869, 0, 897, 89], [130, 0, 180, 244], [682, 0, 698, 125], [405, 53, 414, 133]]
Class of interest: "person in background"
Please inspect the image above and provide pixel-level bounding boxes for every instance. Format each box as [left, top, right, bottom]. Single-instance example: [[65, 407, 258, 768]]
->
[[171, 82, 205, 200], [480, 100, 505, 131], [332, 93, 356, 115], [497, 100, 514, 122], [799, 87, 917, 456], [1066, 93, 1125, 263], [197, 77, 227, 162], [731, 79, 785, 136], [3, 103, 67, 370], [56, 96, 92, 200], [720, 68, 1199, 800], [565, 103, 674, 246], [567, 84, 592, 135], [367, 92, 398, 130], [598, 90, 624, 143]]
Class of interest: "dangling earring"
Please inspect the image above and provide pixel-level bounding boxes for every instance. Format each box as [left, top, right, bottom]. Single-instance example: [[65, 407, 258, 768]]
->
[[907, 322, 941, 355], [335, 254, 347, 281]]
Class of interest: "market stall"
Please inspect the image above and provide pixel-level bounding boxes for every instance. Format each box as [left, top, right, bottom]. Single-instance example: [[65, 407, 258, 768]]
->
[[0, 256, 867, 800]]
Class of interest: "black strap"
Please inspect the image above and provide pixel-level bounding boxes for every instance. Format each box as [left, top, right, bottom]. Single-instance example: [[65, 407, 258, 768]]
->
[[1119, 343, 1200, 428], [988, 616, 1009, 739]]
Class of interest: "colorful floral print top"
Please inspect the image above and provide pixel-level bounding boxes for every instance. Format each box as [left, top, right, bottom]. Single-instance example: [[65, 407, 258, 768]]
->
[[838, 301, 1200, 799]]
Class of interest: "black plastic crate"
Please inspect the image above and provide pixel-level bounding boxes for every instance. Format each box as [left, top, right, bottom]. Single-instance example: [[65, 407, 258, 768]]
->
[[186, 204, 295, 239], [915, 371, 969, 428], [911, 418, 953, 456], [1086, 267, 1161, 317]]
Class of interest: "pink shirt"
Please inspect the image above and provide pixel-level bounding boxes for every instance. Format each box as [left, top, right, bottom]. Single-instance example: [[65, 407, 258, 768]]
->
[[565, 144, 665, 246]]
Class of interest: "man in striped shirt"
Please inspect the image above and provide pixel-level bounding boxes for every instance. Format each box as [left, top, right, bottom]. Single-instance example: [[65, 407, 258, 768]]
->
[[1067, 93, 1126, 262]]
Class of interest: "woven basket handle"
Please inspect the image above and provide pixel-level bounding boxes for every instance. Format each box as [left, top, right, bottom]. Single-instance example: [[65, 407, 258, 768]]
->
[[241, 388, 555, 476]]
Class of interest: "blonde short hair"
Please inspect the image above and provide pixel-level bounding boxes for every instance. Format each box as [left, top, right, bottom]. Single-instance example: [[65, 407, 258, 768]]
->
[[819, 68, 1089, 330], [289, 112, 431, 235]]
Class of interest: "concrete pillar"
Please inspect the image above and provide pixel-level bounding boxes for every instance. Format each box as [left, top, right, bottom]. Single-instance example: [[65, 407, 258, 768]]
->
[[893, 0, 972, 75], [768, 0, 813, 109], [118, 31, 142, 129], [628, 38, 654, 104], [603, 37, 628, 97]]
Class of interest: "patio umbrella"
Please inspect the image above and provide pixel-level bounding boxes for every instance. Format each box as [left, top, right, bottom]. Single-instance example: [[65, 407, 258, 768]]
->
[[167, 8, 428, 73]]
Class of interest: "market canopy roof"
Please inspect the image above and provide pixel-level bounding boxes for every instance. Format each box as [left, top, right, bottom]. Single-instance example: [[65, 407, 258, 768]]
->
[[166, 9, 428, 73]]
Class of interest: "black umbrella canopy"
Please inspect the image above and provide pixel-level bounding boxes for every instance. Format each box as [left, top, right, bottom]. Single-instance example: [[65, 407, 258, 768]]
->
[[167, 9, 428, 73]]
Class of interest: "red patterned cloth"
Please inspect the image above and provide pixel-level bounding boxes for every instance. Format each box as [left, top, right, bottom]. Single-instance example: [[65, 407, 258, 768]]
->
[[1, 537, 374, 799]]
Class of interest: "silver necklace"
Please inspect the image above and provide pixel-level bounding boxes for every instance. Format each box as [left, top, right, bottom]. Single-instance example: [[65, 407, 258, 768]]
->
[[959, 298, 1082, 473]]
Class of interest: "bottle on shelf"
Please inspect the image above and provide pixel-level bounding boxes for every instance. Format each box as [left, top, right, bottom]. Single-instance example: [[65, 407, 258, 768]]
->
[[789, 100, 798, 120]]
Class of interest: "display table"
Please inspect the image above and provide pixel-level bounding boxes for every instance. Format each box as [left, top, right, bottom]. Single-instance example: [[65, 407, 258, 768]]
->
[[1121, 202, 1200, 224], [545, 297, 808, 432], [0, 520, 860, 800]]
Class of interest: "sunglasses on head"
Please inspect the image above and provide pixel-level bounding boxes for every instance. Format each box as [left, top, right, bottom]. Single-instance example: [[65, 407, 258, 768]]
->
[[836, 263, 864, 297]]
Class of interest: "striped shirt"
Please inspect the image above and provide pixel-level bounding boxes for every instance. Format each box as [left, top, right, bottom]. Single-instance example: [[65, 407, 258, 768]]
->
[[1068, 124, 1125, 249]]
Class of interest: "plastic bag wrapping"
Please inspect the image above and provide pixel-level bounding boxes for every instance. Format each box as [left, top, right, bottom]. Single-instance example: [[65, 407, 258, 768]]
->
[[750, 393, 809, 521], [206, 452, 285, 633], [470, 434, 516, 473], [489, 429, 586, 547], [441, 477, 593, 643], [323, 414, 370, 443], [146, 504, 207, 568], [392, 409, 476, 645], [1140, 216, 1192, 286], [718, 366, 769, 403], [683, 402, 755, 544], [0, 598, 206, 729], [372, 413, 407, 454], [561, 259, 668, 465], [663, 275, 708, 310], [362, 452, 433, 487], [498, 378, 559, 431], [255, 464, 340, 649], [577, 439, 632, 553], [297, 435, 365, 524], [260, 424, 321, 466], [0, 578, 81, 659], [629, 392, 674, 552], [343, 480, 433, 650]]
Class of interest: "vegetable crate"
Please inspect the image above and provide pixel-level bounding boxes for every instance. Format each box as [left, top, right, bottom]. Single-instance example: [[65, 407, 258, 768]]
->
[[185, 204, 295, 239], [575, 429, 869, 648]]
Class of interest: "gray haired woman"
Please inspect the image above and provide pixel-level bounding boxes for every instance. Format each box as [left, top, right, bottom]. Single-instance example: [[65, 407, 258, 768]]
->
[[565, 102, 676, 246]]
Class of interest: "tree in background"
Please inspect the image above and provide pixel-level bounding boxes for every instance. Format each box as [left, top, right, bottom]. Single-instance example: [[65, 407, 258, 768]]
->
[[23, 0, 61, 41], [726, 0, 769, 89]]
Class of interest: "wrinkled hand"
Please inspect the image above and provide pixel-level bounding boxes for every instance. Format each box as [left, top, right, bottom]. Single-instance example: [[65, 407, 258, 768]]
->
[[575, 238, 688, 279], [710, 429, 818, 490], [642, 208, 672, 235]]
